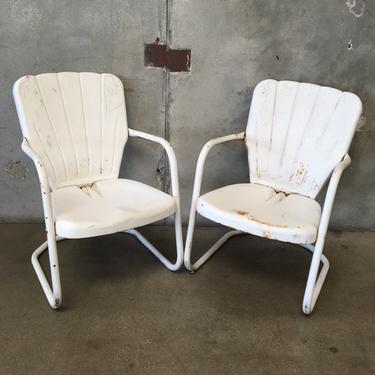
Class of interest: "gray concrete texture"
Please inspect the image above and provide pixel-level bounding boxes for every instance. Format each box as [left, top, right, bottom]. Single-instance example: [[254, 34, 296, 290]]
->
[[1, 224, 374, 374], [1, 0, 375, 229]]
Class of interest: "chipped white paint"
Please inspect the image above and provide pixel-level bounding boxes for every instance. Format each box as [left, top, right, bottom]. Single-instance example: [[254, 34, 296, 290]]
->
[[345, 0, 365, 18], [246, 79, 362, 198], [13, 72, 128, 190], [13, 73, 184, 308], [197, 183, 321, 244], [184, 79, 362, 315]]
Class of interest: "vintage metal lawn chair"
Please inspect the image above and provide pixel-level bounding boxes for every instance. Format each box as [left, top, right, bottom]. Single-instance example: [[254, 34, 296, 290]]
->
[[184, 79, 362, 314], [13, 72, 183, 308]]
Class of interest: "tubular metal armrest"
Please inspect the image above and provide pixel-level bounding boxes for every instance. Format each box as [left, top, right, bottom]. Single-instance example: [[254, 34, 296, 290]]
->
[[184, 132, 246, 271]]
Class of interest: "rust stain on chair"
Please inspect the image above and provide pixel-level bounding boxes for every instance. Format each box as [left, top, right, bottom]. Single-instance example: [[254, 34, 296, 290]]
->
[[233, 209, 287, 228]]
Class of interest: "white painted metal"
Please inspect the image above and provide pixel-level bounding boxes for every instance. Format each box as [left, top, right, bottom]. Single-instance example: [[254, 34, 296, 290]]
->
[[51, 179, 176, 239], [184, 132, 246, 272], [246, 79, 362, 198], [184, 79, 362, 314], [302, 154, 350, 314], [198, 183, 321, 244], [14, 72, 128, 190], [14, 73, 183, 308], [128, 128, 184, 273], [31, 236, 65, 309]]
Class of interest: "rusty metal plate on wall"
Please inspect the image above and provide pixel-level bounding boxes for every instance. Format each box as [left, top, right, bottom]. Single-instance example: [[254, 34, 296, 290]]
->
[[145, 42, 191, 72]]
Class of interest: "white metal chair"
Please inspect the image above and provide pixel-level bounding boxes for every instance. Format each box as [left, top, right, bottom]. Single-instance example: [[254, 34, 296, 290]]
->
[[13, 72, 183, 309], [184, 79, 362, 314]]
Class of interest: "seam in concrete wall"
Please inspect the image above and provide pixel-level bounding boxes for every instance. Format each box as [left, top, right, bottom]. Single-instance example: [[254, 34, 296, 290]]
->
[[160, 0, 172, 194]]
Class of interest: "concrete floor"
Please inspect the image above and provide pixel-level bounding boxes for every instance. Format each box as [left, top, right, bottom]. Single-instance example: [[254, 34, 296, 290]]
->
[[0, 224, 374, 374]]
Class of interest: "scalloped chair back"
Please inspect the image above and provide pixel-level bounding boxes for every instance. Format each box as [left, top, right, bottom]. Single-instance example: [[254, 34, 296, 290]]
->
[[246, 80, 362, 198], [13, 72, 128, 190]]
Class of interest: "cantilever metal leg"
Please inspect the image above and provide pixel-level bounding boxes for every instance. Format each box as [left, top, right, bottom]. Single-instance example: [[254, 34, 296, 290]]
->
[[124, 213, 184, 271], [185, 229, 243, 272], [31, 235, 65, 309], [185, 204, 330, 313], [32, 210, 183, 309], [184, 206, 243, 272], [300, 243, 330, 315]]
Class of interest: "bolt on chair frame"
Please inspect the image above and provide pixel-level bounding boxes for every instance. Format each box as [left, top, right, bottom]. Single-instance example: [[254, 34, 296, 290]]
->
[[23, 128, 183, 309], [184, 132, 351, 315]]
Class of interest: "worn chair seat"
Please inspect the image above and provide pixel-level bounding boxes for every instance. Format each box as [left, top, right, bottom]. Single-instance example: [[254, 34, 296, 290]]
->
[[52, 179, 176, 239], [197, 183, 321, 244]]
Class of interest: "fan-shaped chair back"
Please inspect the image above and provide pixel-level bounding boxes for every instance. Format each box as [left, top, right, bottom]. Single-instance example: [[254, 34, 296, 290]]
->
[[13, 72, 128, 190], [246, 79, 362, 198]]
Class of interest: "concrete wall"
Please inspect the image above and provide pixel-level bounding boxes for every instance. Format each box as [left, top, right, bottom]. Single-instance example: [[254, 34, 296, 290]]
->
[[1, 0, 374, 229]]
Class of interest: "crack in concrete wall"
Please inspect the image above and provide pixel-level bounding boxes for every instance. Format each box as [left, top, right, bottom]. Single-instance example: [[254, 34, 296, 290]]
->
[[160, 0, 172, 194]]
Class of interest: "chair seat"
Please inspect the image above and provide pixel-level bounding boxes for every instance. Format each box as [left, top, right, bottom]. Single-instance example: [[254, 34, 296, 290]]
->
[[51, 179, 176, 239], [197, 183, 321, 244]]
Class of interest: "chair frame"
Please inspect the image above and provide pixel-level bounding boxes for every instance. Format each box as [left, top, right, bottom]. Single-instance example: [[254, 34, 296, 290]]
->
[[184, 132, 351, 314], [23, 128, 183, 309]]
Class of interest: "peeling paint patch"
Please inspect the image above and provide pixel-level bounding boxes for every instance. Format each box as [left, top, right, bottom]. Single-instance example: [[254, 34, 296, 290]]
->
[[236, 210, 248, 216], [256, 164, 262, 179], [4, 160, 27, 179], [79, 182, 95, 189], [155, 152, 167, 189], [262, 231, 273, 239], [289, 163, 308, 185], [233, 209, 287, 228], [345, 0, 365, 18]]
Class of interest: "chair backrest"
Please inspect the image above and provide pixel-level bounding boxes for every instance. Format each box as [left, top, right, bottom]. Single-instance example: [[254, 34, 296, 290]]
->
[[245, 79, 362, 198], [13, 72, 128, 190]]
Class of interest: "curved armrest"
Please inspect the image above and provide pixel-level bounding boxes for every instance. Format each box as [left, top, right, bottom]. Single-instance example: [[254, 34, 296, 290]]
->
[[191, 132, 246, 203], [128, 128, 180, 197], [316, 154, 351, 246], [21, 138, 55, 231]]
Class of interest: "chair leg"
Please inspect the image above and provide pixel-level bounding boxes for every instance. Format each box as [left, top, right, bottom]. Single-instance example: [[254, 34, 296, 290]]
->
[[31, 233, 65, 309], [124, 212, 184, 271], [185, 198, 329, 312], [184, 205, 243, 272], [299, 243, 330, 315]]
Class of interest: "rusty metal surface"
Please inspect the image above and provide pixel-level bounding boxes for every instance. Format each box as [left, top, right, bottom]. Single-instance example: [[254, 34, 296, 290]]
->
[[145, 41, 167, 68], [145, 41, 191, 72], [167, 48, 191, 72]]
